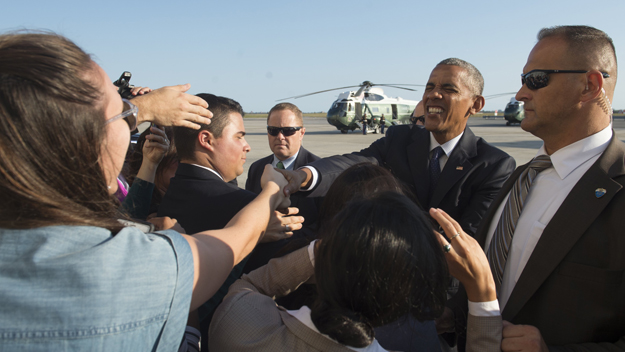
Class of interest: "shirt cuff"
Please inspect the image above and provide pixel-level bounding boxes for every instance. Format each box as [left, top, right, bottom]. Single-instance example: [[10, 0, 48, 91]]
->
[[468, 299, 501, 317], [300, 166, 318, 191], [307, 240, 317, 267]]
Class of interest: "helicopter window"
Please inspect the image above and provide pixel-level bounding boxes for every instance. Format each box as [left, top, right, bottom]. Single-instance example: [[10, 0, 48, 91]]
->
[[372, 107, 379, 113], [348, 103, 352, 112], [387, 107, 390, 113], [364, 93, 384, 101]]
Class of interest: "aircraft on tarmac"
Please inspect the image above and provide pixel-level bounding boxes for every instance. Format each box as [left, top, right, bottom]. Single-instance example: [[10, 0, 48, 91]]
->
[[504, 97, 525, 125], [278, 81, 422, 134]]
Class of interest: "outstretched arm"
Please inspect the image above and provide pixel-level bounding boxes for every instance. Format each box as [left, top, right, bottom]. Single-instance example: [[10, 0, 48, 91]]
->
[[184, 165, 290, 310]]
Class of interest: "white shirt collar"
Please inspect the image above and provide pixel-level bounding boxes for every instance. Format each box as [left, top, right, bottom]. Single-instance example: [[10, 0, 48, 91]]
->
[[272, 149, 300, 170], [189, 163, 224, 181], [429, 131, 464, 157], [286, 306, 387, 352], [537, 124, 612, 180]]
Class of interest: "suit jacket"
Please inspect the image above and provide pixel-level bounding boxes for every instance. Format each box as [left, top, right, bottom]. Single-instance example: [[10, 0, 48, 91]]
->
[[470, 135, 625, 349], [157, 163, 257, 351], [158, 163, 256, 234], [209, 245, 502, 352], [306, 125, 516, 236], [244, 147, 322, 274]]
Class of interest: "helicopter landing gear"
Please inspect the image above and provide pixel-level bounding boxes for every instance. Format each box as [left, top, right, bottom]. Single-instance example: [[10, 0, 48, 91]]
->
[[340, 130, 348, 134]]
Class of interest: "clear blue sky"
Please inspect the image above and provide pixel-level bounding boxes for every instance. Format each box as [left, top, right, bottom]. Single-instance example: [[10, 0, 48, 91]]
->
[[2, 0, 623, 112]]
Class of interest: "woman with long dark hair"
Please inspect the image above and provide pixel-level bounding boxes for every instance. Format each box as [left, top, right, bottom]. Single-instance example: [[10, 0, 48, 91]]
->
[[209, 192, 501, 351], [0, 32, 289, 351]]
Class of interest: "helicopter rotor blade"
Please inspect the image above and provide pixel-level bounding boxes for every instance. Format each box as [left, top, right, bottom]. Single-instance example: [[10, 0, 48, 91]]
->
[[375, 85, 421, 92], [376, 84, 426, 87], [276, 85, 362, 101], [484, 92, 518, 99]]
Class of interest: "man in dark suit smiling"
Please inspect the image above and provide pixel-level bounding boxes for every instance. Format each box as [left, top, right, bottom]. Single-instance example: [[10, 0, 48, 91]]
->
[[280, 58, 516, 237]]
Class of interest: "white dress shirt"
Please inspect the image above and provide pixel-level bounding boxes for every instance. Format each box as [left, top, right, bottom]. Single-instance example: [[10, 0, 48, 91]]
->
[[484, 125, 612, 309], [429, 131, 464, 171], [272, 150, 300, 170], [190, 163, 223, 181]]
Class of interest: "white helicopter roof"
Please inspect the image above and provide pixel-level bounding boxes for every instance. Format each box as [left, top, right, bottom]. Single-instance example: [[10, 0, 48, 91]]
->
[[335, 87, 418, 104]]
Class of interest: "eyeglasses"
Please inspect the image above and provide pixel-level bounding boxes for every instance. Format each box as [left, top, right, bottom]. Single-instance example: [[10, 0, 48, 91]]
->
[[105, 98, 138, 131], [521, 69, 610, 90], [267, 126, 302, 136]]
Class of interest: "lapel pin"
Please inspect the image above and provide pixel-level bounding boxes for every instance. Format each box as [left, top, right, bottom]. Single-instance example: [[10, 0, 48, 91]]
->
[[456, 166, 463, 170], [595, 188, 607, 198]]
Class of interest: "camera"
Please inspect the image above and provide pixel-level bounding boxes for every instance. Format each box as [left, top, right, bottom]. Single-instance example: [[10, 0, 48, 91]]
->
[[113, 71, 136, 100]]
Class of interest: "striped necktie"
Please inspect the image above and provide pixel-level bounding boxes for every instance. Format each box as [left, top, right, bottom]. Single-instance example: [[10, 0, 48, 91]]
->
[[276, 161, 285, 170], [487, 154, 552, 293]]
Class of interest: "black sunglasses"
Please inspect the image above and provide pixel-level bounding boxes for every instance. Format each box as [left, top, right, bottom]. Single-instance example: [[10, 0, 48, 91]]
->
[[267, 126, 302, 136], [521, 69, 610, 90]]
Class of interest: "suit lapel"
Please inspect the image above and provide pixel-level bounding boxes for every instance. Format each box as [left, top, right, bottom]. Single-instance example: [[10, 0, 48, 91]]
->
[[502, 136, 625, 320], [407, 129, 431, 206], [293, 147, 307, 169], [430, 128, 478, 207]]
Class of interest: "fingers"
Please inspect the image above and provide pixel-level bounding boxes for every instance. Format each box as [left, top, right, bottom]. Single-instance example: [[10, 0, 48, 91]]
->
[[429, 208, 461, 238], [171, 83, 192, 93], [131, 86, 152, 95], [185, 93, 209, 109], [279, 207, 300, 216]]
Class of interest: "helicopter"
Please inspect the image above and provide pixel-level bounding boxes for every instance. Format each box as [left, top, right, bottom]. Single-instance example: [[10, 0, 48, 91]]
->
[[504, 97, 525, 125], [279, 81, 422, 134]]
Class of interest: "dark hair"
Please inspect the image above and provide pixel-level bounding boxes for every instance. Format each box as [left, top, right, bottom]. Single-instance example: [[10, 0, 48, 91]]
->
[[0, 31, 123, 231], [267, 102, 303, 126], [311, 191, 449, 347], [174, 93, 244, 160], [537, 25, 617, 82], [317, 163, 405, 233], [124, 126, 178, 212], [437, 57, 484, 96]]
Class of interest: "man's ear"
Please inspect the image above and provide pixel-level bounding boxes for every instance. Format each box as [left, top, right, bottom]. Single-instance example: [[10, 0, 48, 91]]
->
[[468, 95, 485, 116], [580, 70, 604, 103], [300, 127, 306, 138], [197, 130, 214, 152]]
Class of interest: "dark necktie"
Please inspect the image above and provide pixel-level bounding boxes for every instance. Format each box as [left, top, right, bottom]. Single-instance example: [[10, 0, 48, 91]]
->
[[486, 154, 553, 293], [428, 146, 444, 204], [276, 161, 285, 170]]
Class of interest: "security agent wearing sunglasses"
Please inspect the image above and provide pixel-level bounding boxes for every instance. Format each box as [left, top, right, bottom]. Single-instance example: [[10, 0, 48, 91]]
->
[[444, 26, 624, 351], [245, 103, 320, 260]]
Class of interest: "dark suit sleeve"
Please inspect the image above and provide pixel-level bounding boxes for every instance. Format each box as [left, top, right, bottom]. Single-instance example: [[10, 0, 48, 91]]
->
[[305, 128, 398, 197], [550, 337, 625, 352], [457, 155, 516, 236]]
